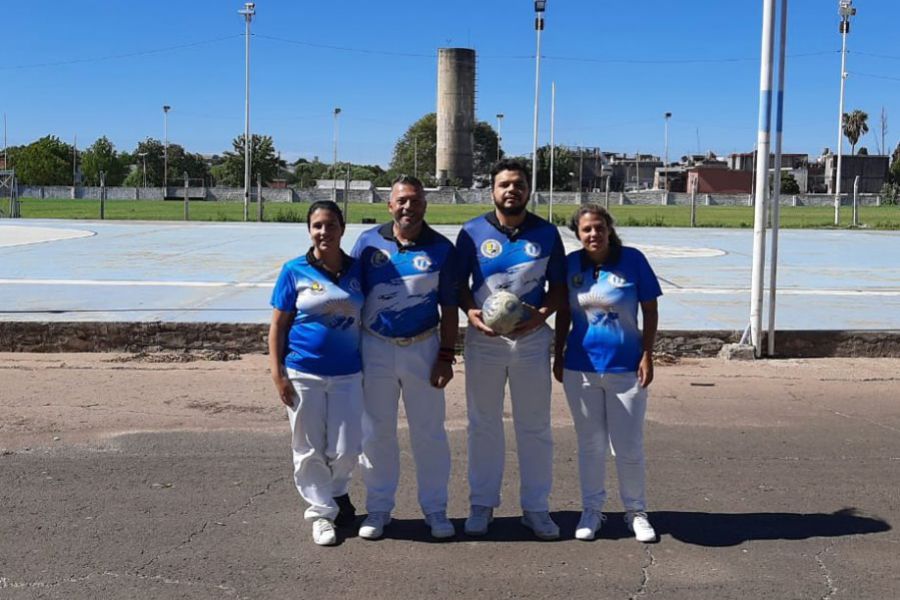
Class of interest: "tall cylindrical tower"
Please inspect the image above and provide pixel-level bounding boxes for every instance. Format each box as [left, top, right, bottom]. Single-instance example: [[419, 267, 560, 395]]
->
[[436, 48, 476, 187]]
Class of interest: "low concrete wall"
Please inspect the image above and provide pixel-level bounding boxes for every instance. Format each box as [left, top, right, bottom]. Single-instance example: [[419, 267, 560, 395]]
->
[[2, 322, 898, 358], [16, 185, 884, 208]]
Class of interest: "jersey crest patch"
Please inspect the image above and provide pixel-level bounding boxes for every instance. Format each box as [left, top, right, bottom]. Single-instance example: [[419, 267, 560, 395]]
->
[[371, 249, 391, 267], [608, 273, 628, 288], [481, 239, 503, 258], [524, 242, 541, 258], [308, 281, 326, 294], [412, 254, 432, 272], [348, 278, 362, 292]]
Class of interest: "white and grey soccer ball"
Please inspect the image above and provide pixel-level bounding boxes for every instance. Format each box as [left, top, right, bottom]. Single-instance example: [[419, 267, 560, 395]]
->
[[481, 290, 525, 335]]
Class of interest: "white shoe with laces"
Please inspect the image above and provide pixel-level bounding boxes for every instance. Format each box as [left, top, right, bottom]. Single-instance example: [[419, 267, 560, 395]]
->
[[359, 512, 391, 540], [464, 505, 494, 536], [425, 511, 456, 539], [625, 511, 657, 542], [312, 518, 337, 546], [575, 509, 607, 541], [521, 510, 560, 540]]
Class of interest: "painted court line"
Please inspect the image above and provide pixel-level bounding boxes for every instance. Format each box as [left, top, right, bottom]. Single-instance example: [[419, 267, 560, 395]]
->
[[1, 278, 898, 297]]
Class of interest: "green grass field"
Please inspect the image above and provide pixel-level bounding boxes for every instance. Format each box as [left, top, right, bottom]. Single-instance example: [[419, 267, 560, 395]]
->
[[12, 197, 900, 229]]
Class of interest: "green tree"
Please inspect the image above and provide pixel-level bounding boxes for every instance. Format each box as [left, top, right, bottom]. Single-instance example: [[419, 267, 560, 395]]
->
[[165, 144, 210, 184], [7, 135, 73, 185], [390, 113, 501, 186], [842, 110, 869, 155], [130, 138, 165, 186], [390, 114, 438, 185], [81, 136, 127, 186], [780, 171, 800, 194], [528, 145, 580, 192], [891, 142, 900, 184], [223, 134, 283, 186]]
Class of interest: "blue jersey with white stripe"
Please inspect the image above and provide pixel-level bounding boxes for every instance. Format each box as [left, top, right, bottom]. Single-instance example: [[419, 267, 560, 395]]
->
[[351, 222, 457, 338], [270, 250, 364, 376], [456, 211, 566, 308], [564, 246, 662, 373]]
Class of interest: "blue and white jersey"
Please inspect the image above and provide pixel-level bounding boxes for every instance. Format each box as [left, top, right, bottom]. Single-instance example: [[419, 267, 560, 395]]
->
[[456, 211, 566, 308], [270, 249, 364, 376], [564, 246, 662, 373], [351, 222, 457, 338]]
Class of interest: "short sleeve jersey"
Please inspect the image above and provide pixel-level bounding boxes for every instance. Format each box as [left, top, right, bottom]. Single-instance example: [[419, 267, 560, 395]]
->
[[270, 250, 364, 376], [350, 222, 457, 338], [456, 211, 566, 308], [564, 246, 663, 373]]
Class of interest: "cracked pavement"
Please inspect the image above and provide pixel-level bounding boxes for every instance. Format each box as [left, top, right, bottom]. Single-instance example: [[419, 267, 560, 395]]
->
[[1, 354, 899, 599]]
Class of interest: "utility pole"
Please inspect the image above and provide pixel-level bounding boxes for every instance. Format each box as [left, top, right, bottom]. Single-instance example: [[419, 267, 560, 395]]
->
[[163, 105, 170, 189], [834, 0, 856, 226], [332, 107, 341, 202], [496, 113, 504, 162], [664, 112, 672, 195], [549, 83, 555, 223], [530, 1, 547, 204], [73, 134, 77, 186], [239, 2, 256, 222], [750, 0, 777, 356]]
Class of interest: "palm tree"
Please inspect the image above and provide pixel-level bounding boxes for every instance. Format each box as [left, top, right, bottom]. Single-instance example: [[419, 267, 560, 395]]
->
[[842, 110, 869, 155]]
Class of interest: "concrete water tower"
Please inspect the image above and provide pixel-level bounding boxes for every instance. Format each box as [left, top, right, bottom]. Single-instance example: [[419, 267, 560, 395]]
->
[[436, 48, 476, 187]]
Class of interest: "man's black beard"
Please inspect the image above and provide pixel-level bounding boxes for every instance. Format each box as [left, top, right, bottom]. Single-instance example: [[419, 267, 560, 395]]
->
[[494, 201, 527, 217]]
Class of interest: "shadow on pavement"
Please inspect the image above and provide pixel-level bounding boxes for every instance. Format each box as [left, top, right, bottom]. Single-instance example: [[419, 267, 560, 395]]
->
[[649, 507, 891, 547], [342, 508, 889, 545]]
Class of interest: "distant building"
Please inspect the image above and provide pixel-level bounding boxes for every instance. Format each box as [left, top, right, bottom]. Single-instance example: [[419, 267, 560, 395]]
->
[[687, 168, 753, 194], [315, 179, 375, 191], [822, 153, 889, 194]]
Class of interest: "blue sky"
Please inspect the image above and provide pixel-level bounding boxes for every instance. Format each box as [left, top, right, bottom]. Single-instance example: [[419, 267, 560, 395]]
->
[[4, 1, 899, 167]]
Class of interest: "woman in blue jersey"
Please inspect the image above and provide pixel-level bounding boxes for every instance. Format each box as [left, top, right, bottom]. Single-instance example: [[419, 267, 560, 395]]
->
[[553, 204, 662, 543], [268, 200, 365, 546]]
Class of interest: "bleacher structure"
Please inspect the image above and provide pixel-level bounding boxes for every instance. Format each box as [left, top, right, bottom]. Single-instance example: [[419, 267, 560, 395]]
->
[[0, 169, 19, 218]]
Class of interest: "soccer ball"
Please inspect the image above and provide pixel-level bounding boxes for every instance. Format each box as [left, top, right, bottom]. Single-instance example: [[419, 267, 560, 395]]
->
[[481, 290, 525, 335]]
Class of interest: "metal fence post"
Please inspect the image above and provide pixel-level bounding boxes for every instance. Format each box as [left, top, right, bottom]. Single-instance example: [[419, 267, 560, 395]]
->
[[183, 172, 190, 221], [257, 173, 263, 222], [690, 178, 697, 227], [99, 172, 106, 220], [852, 175, 860, 227]]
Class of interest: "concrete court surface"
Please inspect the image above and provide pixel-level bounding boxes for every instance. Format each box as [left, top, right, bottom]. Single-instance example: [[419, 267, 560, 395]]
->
[[2, 218, 900, 330], [1, 353, 899, 599]]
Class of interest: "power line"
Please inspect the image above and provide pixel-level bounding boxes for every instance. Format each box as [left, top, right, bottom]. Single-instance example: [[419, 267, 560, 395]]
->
[[851, 71, 900, 83], [0, 35, 242, 71], [541, 49, 838, 65], [254, 34, 432, 58]]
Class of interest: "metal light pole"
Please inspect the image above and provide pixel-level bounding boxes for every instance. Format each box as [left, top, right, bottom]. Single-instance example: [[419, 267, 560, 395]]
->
[[663, 112, 672, 194], [138, 152, 148, 188], [496, 113, 504, 162], [239, 2, 255, 222], [767, 0, 790, 357], [750, 0, 777, 356], [530, 0, 546, 204], [332, 107, 341, 202], [162, 105, 170, 189], [834, 0, 855, 226], [549, 82, 556, 223], [414, 134, 419, 178]]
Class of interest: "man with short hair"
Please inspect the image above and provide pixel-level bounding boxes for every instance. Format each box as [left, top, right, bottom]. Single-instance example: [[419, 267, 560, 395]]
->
[[351, 175, 458, 540], [456, 159, 566, 540]]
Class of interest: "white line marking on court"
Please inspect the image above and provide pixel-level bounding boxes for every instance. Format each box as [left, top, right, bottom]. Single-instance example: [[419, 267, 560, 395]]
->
[[0, 225, 96, 248], [1, 278, 899, 297]]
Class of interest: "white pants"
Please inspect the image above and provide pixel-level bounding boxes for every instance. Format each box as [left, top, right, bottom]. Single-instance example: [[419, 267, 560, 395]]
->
[[562, 369, 648, 512], [359, 331, 451, 515], [285, 368, 363, 521], [464, 324, 554, 512]]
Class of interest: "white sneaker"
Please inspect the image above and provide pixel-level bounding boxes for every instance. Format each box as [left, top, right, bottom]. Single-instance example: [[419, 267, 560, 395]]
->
[[312, 518, 336, 546], [625, 511, 657, 543], [521, 510, 560, 540], [358, 512, 391, 540], [425, 511, 456, 539], [464, 505, 494, 536], [575, 509, 607, 541]]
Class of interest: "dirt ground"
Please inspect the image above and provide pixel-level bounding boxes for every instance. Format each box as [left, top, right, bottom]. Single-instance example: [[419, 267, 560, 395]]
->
[[1, 353, 899, 599], [3, 352, 898, 451]]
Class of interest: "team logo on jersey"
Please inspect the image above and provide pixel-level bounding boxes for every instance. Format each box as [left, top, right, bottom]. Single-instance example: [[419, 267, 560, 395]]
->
[[572, 274, 584, 288], [608, 273, 628, 288], [481, 239, 503, 258], [371, 249, 391, 267], [308, 281, 326, 294], [524, 242, 541, 258], [412, 255, 432, 272], [348, 278, 361, 292]]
